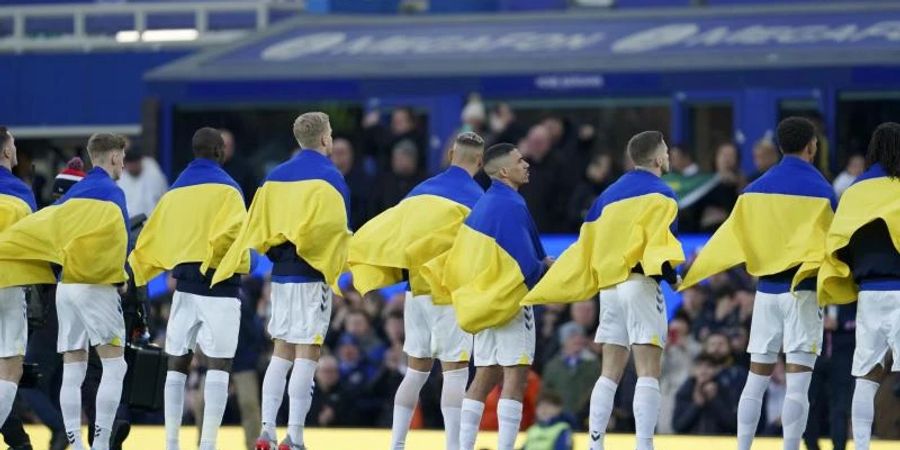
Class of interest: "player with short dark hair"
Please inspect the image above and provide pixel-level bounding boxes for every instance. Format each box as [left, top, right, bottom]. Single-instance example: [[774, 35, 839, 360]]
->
[[681, 116, 837, 450], [128, 126, 249, 450], [428, 142, 552, 450]]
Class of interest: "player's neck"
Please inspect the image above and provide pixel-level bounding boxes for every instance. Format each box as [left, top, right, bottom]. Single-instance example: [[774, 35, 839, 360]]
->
[[0, 160, 10, 171], [634, 165, 662, 177], [496, 177, 520, 191], [452, 162, 478, 177]]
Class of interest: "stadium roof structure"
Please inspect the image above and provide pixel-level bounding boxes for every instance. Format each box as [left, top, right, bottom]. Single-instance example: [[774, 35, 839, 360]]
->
[[147, 1, 900, 82]]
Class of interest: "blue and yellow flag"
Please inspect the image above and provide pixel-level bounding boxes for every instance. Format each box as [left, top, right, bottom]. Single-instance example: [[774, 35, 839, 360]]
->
[[816, 164, 900, 305], [212, 150, 351, 291], [0, 167, 129, 287], [523, 170, 683, 305], [423, 180, 546, 333], [128, 158, 249, 286], [348, 166, 482, 298], [0, 166, 37, 233], [681, 156, 836, 290]]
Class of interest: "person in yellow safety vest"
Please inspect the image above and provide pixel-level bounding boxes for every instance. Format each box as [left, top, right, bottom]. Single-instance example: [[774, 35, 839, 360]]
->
[[523, 392, 573, 450]]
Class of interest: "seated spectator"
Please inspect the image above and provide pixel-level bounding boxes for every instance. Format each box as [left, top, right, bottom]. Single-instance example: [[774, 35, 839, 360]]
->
[[566, 152, 616, 229], [343, 310, 387, 363], [367, 139, 425, 218], [487, 102, 527, 147], [698, 142, 746, 232], [832, 153, 866, 198], [672, 353, 738, 434], [336, 334, 376, 389], [660, 314, 701, 433], [117, 148, 168, 218], [541, 323, 600, 424], [663, 144, 715, 232], [750, 138, 779, 181], [519, 124, 573, 233], [362, 106, 428, 172], [330, 137, 372, 229], [308, 355, 349, 427], [522, 392, 574, 450]]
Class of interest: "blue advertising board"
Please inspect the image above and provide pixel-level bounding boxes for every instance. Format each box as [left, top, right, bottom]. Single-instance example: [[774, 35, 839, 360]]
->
[[148, 5, 900, 81]]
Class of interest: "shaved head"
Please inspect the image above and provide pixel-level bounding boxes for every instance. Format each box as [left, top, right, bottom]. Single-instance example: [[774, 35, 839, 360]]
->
[[449, 131, 485, 166]]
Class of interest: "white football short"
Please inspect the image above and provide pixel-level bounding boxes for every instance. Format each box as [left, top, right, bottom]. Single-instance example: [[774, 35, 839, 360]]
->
[[852, 290, 900, 376], [267, 281, 332, 345], [56, 283, 126, 352], [0, 287, 27, 358], [473, 306, 535, 367], [166, 291, 241, 359], [747, 290, 823, 365], [595, 273, 668, 348], [403, 292, 472, 362]]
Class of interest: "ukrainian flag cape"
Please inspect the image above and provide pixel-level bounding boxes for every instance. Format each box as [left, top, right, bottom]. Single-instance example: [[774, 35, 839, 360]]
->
[[128, 159, 249, 286], [212, 150, 351, 291], [523, 170, 683, 305], [816, 164, 900, 305], [0, 167, 129, 287], [349, 166, 482, 298], [423, 180, 546, 333], [680, 156, 836, 290], [0, 166, 37, 233]]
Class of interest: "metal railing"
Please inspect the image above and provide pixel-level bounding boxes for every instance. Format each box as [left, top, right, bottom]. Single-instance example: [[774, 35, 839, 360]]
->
[[0, 0, 305, 52]]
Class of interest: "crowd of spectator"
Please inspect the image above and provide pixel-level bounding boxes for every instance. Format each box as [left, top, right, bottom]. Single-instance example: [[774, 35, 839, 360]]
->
[[9, 99, 900, 447]]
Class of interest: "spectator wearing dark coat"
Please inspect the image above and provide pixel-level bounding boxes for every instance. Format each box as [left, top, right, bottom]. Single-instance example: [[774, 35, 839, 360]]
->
[[673, 354, 739, 434]]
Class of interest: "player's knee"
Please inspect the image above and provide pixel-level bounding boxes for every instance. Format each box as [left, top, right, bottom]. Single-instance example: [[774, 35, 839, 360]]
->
[[0, 357, 23, 382], [749, 353, 778, 375], [206, 357, 233, 373], [785, 352, 817, 371], [100, 355, 128, 380], [860, 365, 884, 382], [167, 352, 193, 374]]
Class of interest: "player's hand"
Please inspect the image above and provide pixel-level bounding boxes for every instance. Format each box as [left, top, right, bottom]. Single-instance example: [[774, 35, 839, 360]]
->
[[671, 275, 683, 290], [543, 256, 556, 268], [117, 283, 129, 295]]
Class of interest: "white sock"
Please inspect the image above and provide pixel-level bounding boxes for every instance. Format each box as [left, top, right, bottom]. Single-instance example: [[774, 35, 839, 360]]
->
[[589, 376, 617, 450], [93, 356, 127, 450], [287, 358, 317, 446], [782, 372, 812, 450], [261, 356, 293, 440], [633, 377, 660, 450], [390, 368, 430, 450], [198, 370, 230, 450], [459, 399, 484, 450], [61, 361, 88, 450], [497, 398, 523, 450], [441, 368, 468, 450], [0, 379, 16, 428], [851, 378, 879, 450], [164, 371, 187, 450], [737, 372, 771, 450]]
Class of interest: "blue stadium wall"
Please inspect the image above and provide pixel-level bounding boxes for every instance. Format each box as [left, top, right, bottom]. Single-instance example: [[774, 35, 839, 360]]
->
[[0, 50, 189, 127]]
